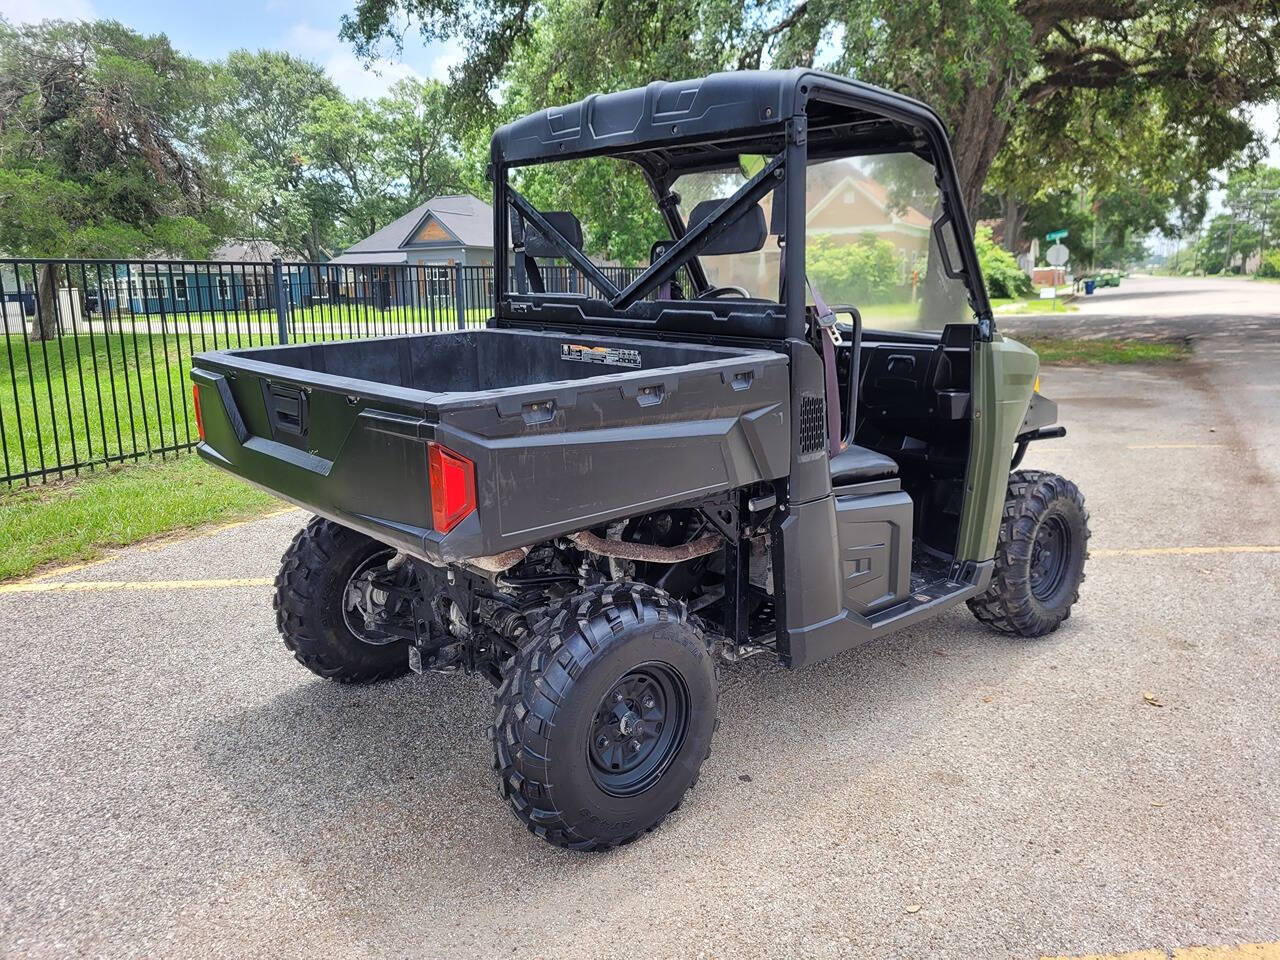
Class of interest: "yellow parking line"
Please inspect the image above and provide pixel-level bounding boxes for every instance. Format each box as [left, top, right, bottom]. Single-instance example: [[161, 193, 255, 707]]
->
[[1093, 545, 1280, 558], [1043, 944, 1280, 960], [0, 578, 273, 595], [1173, 945, 1280, 959]]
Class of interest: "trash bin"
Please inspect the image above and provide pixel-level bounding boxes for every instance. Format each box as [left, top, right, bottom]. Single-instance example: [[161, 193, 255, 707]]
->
[[1084, 279, 1096, 295]]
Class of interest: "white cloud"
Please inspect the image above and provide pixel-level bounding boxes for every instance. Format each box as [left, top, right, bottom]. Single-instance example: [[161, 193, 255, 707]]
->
[[0, 0, 93, 24], [427, 40, 464, 82], [287, 20, 422, 100]]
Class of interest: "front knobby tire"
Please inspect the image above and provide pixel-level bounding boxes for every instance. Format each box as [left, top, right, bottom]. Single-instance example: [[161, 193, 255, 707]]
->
[[490, 583, 718, 851], [274, 516, 412, 683], [968, 469, 1090, 638]]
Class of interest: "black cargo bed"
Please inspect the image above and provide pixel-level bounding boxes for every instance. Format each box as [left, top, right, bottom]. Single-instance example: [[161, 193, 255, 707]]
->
[[192, 328, 791, 563]]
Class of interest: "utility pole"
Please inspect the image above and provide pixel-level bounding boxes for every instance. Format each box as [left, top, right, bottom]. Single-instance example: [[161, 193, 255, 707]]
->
[[1223, 203, 1237, 275]]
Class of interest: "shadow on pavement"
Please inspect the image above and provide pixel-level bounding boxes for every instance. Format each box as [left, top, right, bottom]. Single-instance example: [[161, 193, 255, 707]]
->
[[191, 608, 1039, 876]]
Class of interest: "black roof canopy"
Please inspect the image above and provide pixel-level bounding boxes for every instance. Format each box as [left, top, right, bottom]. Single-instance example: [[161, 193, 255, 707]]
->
[[488, 68, 993, 336], [490, 68, 951, 175]]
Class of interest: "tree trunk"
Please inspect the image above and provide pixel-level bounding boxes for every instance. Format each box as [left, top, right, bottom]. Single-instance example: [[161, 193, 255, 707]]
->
[[920, 80, 1013, 320], [32, 264, 60, 341], [1003, 186, 1024, 255], [949, 82, 1013, 226]]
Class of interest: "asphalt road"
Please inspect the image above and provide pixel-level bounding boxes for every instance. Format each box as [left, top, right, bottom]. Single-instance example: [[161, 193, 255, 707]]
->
[[1, 276, 1277, 959]]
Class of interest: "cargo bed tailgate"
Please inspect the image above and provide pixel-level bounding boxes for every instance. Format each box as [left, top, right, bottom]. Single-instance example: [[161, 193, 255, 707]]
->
[[191, 329, 790, 564]]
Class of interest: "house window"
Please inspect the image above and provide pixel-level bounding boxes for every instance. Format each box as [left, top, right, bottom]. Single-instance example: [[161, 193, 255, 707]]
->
[[174, 277, 187, 302], [217, 276, 230, 301], [144, 275, 165, 299], [429, 269, 451, 299]]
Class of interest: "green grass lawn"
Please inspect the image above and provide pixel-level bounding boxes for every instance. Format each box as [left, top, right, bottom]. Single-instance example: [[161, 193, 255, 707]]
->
[[0, 454, 280, 581], [2, 331, 198, 483], [1014, 336, 1191, 365], [1, 305, 489, 483], [999, 298, 1079, 314], [146, 303, 492, 336], [854, 296, 1058, 327]]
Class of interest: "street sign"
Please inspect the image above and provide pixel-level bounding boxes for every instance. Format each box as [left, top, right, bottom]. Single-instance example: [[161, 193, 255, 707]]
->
[[1046, 243, 1070, 267], [1046, 229, 1069, 242]]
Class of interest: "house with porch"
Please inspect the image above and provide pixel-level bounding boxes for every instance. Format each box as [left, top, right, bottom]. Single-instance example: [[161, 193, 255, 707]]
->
[[327, 195, 500, 310]]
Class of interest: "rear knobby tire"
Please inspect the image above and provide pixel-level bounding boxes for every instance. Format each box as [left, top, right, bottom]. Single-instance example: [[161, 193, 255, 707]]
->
[[274, 516, 411, 683], [967, 469, 1090, 638], [491, 583, 717, 851]]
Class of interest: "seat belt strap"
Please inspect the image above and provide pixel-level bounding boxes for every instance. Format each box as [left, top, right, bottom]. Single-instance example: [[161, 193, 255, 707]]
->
[[511, 211, 544, 294], [806, 275, 844, 459]]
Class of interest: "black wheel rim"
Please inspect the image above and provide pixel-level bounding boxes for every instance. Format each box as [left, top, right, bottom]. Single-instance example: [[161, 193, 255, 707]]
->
[[342, 548, 401, 646], [1029, 514, 1071, 602], [588, 663, 690, 798]]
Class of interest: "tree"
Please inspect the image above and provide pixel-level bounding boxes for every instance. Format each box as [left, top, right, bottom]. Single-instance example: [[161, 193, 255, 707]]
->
[[339, 0, 1280, 222], [0, 19, 225, 336], [1200, 165, 1280, 273], [301, 78, 473, 251], [303, 94, 396, 245], [221, 50, 345, 260], [807, 234, 900, 304], [374, 77, 477, 205], [987, 81, 1230, 258]]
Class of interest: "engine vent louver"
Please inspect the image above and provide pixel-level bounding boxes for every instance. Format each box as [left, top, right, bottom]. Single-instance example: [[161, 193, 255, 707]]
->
[[799, 394, 826, 455]]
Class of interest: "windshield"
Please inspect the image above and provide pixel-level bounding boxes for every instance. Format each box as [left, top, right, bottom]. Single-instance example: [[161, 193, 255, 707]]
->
[[674, 152, 974, 328], [672, 168, 779, 301], [503, 148, 976, 329], [804, 153, 973, 329]]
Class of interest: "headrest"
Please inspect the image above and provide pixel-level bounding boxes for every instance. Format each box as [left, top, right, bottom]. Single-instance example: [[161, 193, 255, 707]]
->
[[687, 199, 768, 255], [522, 212, 584, 258]]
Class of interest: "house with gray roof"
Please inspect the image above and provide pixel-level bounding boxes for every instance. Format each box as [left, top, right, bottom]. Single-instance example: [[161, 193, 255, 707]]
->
[[332, 195, 498, 268]]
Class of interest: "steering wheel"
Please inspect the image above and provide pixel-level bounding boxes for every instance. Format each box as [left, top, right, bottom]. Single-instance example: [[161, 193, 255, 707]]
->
[[695, 285, 750, 300]]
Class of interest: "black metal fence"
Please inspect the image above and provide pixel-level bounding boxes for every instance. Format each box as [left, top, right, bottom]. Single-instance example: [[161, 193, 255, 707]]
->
[[0, 256, 643, 486]]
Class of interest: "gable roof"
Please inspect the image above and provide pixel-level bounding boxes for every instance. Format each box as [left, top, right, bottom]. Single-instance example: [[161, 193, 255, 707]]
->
[[342, 195, 495, 255], [208, 239, 301, 262], [807, 172, 931, 232]]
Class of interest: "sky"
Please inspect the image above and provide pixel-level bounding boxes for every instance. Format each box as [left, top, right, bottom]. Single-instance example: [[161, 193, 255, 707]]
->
[[0, 0, 463, 99]]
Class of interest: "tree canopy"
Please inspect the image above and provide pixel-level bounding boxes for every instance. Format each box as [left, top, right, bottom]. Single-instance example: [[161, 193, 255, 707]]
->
[[341, 0, 1280, 264], [1, 7, 1276, 275], [0, 19, 227, 258], [0, 19, 473, 262], [219, 55, 473, 259]]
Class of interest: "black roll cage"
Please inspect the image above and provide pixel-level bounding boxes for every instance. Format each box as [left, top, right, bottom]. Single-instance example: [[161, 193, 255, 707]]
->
[[488, 69, 994, 341]]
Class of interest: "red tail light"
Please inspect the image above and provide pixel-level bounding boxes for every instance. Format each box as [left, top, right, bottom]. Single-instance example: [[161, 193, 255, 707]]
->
[[192, 384, 206, 441], [428, 441, 475, 533]]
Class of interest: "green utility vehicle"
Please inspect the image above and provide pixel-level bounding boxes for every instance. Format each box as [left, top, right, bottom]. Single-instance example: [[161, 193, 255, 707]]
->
[[191, 69, 1089, 851]]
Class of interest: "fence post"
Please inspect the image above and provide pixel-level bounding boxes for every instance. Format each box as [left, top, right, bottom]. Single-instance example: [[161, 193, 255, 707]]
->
[[453, 263, 466, 330], [271, 256, 289, 344]]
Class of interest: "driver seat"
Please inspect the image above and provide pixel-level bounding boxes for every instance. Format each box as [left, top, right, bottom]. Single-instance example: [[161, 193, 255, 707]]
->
[[829, 445, 899, 486]]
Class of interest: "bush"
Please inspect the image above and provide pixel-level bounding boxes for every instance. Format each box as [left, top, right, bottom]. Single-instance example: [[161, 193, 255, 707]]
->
[[975, 225, 1032, 299], [1258, 249, 1280, 278], [806, 234, 901, 304]]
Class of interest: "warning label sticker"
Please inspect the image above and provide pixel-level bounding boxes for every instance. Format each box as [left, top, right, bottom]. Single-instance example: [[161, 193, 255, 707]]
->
[[560, 343, 642, 368]]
